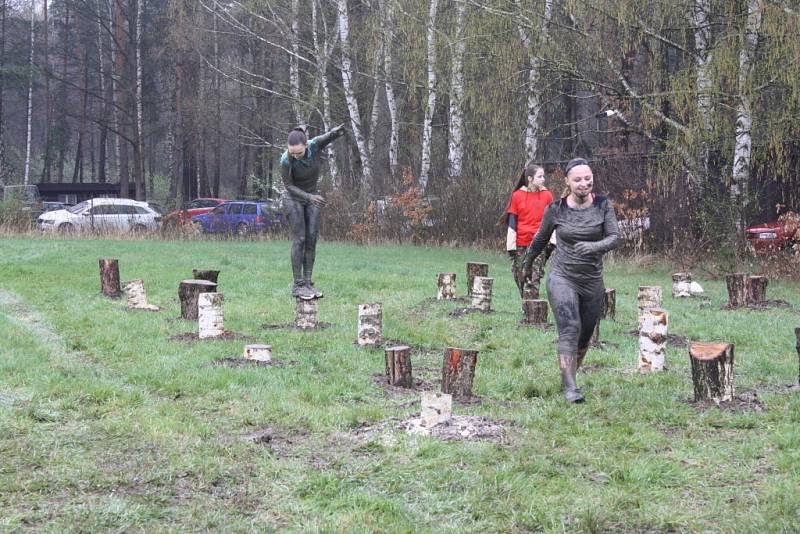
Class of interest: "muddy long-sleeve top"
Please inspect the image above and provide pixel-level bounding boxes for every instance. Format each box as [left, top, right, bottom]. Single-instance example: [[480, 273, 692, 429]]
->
[[280, 128, 344, 204], [523, 195, 621, 296]]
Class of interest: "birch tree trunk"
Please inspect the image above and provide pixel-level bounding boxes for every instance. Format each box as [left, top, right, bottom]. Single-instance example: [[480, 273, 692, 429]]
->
[[367, 35, 383, 171], [731, 0, 763, 235], [212, 6, 221, 197], [113, 0, 129, 196], [23, 0, 35, 185], [337, 0, 373, 195], [311, 0, 339, 186], [40, 0, 52, 183], [289, 0, 304, 125], [96, 0, 108, 183], [517, 0, 553, 163], [688, 0, 712, 195], [418, 0, 439, 192], [447, 0, 466, 182], [134, 0, 146, 200], [379, 0, 399, 180]]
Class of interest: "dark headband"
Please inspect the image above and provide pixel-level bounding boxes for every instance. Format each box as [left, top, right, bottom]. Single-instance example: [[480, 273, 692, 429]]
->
[[564, 158, 589, 175]]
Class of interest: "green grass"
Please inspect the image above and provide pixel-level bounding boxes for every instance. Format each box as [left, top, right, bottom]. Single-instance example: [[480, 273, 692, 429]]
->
[[1, 236, 799, 532]]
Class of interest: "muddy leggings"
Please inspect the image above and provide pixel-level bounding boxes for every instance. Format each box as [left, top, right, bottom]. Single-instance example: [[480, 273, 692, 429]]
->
[[285, 197, 321, 283], [546, 273, 605, 355]]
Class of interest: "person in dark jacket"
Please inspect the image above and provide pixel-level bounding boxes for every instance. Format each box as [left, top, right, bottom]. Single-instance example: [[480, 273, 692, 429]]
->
[[523, 158, 621, 402], [280, 124, 345, 300]]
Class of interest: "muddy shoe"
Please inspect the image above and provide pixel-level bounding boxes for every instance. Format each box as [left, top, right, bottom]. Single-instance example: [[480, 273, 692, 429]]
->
[[292, 282, 315, 300], [306, 281, 323, 299]]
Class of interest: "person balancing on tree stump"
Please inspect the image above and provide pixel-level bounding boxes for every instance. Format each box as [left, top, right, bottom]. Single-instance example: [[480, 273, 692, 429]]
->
[[523, 158, 621, 403], [280, 124, 346, 300]]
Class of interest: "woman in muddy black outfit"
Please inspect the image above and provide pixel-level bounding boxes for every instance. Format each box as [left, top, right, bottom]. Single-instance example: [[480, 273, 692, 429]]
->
[[280, 124, 345, 300], [523, 158, 621, 402]]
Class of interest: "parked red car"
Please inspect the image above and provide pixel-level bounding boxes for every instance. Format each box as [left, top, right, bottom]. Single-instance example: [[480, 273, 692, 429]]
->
[[746, 208, 799, 254], [163, 198, 227, 226]]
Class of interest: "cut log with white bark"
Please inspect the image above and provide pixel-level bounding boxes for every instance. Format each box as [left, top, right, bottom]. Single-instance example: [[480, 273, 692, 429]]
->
[[295, 299, 318, 329], [637, 286, 662, 326], [244, 344, 272, 362], [442, 347, 478, 399], [198, 292, 224, 339], [689, 281, 704, 296], [99, 258, 122, 298], [746, 275, 768, 304], [470, 277, 493, 312], [122, 279, 159, 311], [179, 279, 217, 320], [437, 272, 456, 300], [690, 342, 735, 402], [192, 269, 220, 284], [421, 391, 452, 428], [385, 345, 413, 388], [725, 273, 747, 308], [638, 308, 668, 372], [466, 262, 489, 296], [603, 288, 616, 320], [357, 303, 382, 347], [672, 272, 692, 298], [522, 299, 548, 324]]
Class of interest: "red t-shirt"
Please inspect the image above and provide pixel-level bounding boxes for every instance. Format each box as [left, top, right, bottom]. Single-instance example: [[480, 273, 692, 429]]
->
[[507, 188, 553, 246]]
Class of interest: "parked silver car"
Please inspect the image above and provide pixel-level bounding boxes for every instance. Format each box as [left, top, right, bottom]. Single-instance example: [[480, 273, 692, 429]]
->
[[37, 198, 162, 233]]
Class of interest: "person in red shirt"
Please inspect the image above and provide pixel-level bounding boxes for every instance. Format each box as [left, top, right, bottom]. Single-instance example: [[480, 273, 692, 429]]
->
[[504, 163, 554, 298]]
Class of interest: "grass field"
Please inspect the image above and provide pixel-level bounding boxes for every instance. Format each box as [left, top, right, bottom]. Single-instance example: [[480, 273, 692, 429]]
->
[[1, 236, 799, 532]]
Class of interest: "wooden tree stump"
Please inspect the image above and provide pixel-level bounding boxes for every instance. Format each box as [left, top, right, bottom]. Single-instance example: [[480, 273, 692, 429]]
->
[[522, 299, 548, 324], [192, 269, 220, 285], [672, 272, 692, 298], [603, 288, 616, 320], [244, 344, 272, 362], [178, 279, 218, 320], [442, 347, 478, 399], [99, 258, 122, 298], [421, 392, 452, 428], [436, 272, 456, 300], [689, 342, 735, 402], [470, 276, 493, 311], [638, 308, 668, 372], [746, 275, 768, 305], [295, 299, 318, 329], [466, 262, 489, 296], [385, 345, 413, 387], [357, 303, 382, 347], [725, 273, 747, 308], [122, 279, 160, 311], [637, 286, 662, 326], [198, 292, 224, 339]]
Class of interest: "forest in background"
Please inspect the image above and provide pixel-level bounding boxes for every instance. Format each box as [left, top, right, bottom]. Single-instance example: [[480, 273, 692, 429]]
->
[[0, 0, 798, 246]]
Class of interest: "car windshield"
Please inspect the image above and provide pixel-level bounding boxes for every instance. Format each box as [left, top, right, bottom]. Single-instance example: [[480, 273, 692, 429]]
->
[[67, 201, 91, 214]]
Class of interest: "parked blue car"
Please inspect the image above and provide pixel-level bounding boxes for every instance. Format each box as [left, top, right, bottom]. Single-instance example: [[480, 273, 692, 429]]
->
[[191, 200, 284, 235]]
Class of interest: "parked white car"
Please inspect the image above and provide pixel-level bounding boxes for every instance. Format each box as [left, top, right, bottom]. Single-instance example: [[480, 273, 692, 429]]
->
[[37, 198, 162, 233]]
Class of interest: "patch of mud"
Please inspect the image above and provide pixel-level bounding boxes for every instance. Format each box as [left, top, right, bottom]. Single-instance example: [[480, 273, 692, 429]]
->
[[579, 363, 607, 373], [720, 299, 793, 311], [371, 373, 439, 393], [209, 357, 297, 368], [517, 321, 553, 330], [260, 322, 333, 331], [449, 307, 493, 318], [168, 331, 258, 342], [352, 414, 513, 443], [687, 390, 766, 412], [626, 329, 690, 347]]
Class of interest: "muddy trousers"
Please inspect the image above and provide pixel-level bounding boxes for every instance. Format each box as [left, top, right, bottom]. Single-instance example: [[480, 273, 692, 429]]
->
[[285, 198, 321, 284], [511, 244, 553, 299], [546, 273, 605, 356]]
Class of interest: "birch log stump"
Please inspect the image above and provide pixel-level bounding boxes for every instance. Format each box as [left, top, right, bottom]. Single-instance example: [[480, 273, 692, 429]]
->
[[603, 288, 616, 320], [198, 292, 224, 339], [466, 262, 489, 297], [437, 273, 456, 300], [192, 269, 220, 285], [672, 272, 692, 298], [385, 345, 413, 387], [442, 347, 478, 399], [637, 286, 662, 326], [244, 344, 272, 362], [295, 299, 318, 329], [638, 308, 668, 372], [470, 277, 493, 312], [522, 299, 548, 324], [421, 392, 452, 428], [689, 342, 735, 402], [357, 303, 382, 347], [746, 276, 768, 305], [179, 279, 218, 320], [99, 259, 122, 298], [725, 273, 747, 308], [122, 279, 159, 311]]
